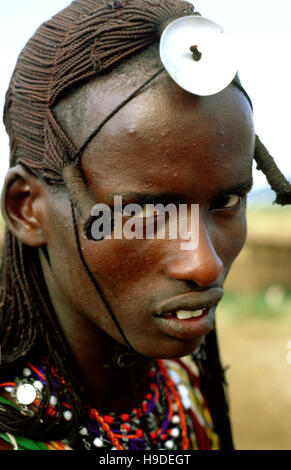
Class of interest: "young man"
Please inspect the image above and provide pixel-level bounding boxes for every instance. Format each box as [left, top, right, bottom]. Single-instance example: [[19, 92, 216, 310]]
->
[[0, 0, 290, 451]]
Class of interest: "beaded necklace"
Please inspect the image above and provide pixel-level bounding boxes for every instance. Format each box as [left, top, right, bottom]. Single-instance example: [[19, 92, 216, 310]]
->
[[0, 359, 190, 450], [85, 360, 189, 450]]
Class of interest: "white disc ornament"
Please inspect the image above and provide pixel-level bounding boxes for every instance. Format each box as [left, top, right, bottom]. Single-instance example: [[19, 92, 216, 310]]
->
[[160, 16, 238, 96], [16, 383, 37, 405]]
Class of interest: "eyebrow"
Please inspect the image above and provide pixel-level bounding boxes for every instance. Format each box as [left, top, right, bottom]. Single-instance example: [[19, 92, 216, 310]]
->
[[214, 179, 254, 199], [106, 180, 253, 205]]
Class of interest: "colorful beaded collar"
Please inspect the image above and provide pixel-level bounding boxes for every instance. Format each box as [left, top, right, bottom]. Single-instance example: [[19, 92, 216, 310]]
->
[[0, 359, 190, 450]]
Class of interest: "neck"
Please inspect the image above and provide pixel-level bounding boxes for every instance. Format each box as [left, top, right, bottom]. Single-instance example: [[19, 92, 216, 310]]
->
[[70, 331, 153, 413], [41, 253, 153, 412]]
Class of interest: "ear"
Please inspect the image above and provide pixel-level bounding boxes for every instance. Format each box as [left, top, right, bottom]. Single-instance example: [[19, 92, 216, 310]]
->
[[1, 165, 47, 247]]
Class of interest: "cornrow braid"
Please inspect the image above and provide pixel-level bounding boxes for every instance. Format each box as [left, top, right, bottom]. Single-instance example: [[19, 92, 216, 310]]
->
[[255, 136, 291, 205]]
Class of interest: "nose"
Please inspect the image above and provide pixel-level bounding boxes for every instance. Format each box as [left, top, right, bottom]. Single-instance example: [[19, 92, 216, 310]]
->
[[163, 221, 223, 287]]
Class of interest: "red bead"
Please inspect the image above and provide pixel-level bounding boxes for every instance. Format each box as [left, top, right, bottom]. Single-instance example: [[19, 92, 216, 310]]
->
[[150, 431, 156, 440], [145, 393, 153, 400], [136, 429, 143, 438], [103, 415, 114, 424], [121, 423, 131, 432], [121, 413, 130, 422], [46, 405, 56, 417], [161, 434, 167, 441], [148, 370, 155, 377]]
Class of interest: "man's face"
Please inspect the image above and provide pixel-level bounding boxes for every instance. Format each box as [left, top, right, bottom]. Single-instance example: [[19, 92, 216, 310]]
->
[[42, 75, 254, 359]]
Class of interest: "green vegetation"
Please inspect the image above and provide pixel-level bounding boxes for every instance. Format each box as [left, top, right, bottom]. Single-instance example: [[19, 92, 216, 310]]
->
[[219, 288, 291, 322]]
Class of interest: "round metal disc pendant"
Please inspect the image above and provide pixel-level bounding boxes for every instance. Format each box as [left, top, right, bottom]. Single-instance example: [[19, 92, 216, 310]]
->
[[16, 383, 37, 405], [160, 16, 238, 96]]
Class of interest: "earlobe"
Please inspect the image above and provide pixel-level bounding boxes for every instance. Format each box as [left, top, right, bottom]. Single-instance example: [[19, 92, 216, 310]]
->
[[1, 165, 47, 247]]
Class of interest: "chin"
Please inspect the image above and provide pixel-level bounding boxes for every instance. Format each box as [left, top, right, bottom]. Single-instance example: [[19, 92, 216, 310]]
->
[[143, 337, 204, 360]]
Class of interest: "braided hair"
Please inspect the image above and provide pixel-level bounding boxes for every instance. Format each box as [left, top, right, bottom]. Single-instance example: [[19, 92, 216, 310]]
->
[[0, 0, 290, 449]]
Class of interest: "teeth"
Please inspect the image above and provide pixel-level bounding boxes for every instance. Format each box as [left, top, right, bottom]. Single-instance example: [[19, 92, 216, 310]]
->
[[176, 310, 204, 320], [157, 309, 205, 319]]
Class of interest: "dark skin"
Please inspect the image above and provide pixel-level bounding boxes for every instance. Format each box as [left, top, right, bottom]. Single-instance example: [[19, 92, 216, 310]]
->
[[1, 73, 254, 418]]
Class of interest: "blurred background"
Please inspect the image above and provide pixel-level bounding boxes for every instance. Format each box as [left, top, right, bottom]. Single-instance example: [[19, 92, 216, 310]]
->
[[0, 0, 291, 451], [219, 196, 291, 450]]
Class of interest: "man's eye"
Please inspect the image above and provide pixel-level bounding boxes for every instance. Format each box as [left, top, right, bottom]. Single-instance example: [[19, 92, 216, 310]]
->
[[211, 194, 242, 210]]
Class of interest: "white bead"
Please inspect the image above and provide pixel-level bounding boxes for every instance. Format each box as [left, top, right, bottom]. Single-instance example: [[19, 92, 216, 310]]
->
[[23, 368, 32, 377], [172, 415, 180, 424], [33, 380, 43, 391], [165, 440, 174, 449], [49, 395, 57, 406], [16, 384, 37, 405], [4, 387, 13, 393], [93, 437, 104, 448], [79, 427, 89, 436], [63, 410, 73, 421], [170, 427, 180, 438]]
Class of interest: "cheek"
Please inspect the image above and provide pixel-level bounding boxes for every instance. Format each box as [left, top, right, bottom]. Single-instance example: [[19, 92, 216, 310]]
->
[[212, 210, 247, 269], [85, 237, 164, 297], [83, 207, 248, 296]]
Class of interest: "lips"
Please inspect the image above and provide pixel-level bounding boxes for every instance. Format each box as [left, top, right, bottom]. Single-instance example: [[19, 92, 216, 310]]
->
[[154, 287, 223, 318], [153, 288, 223, 341]]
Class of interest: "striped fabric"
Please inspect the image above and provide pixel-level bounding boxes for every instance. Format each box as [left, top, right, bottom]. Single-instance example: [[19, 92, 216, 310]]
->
[[163, 357, 220, 450]]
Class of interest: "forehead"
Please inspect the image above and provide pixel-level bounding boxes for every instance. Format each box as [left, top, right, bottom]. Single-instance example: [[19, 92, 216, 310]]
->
[[54, 44, 162, 147], [80, 76, 254, 198], [55, 70, 254, 199]]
